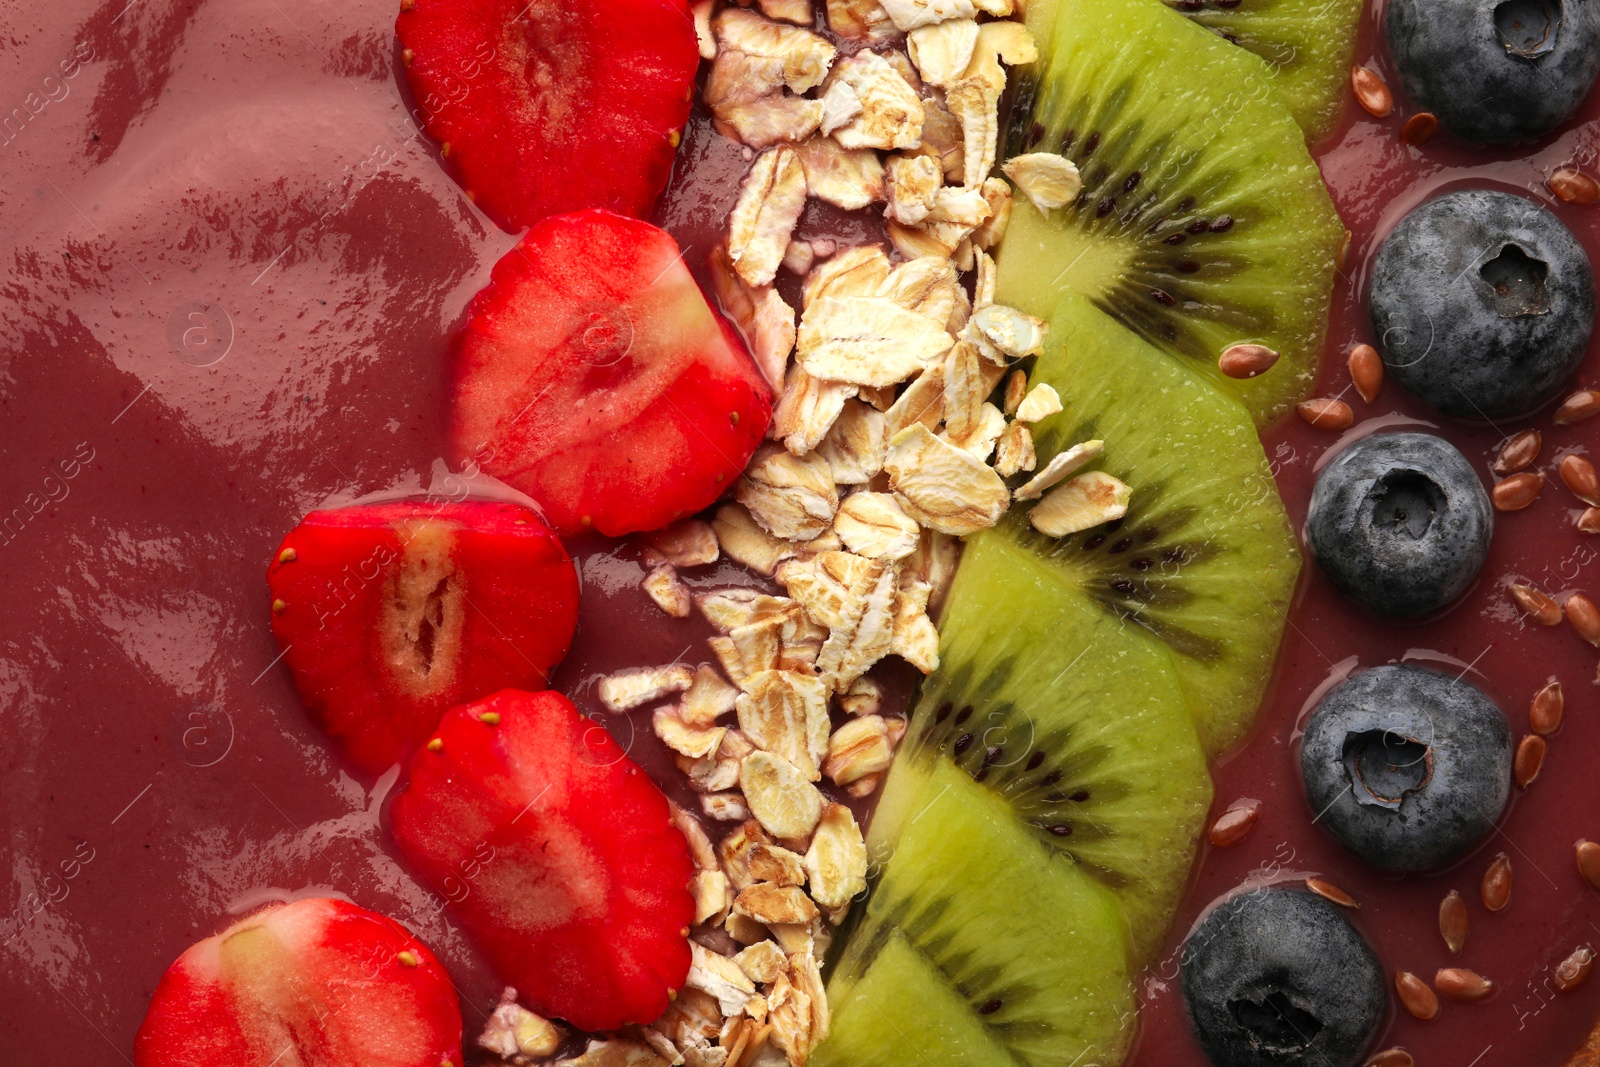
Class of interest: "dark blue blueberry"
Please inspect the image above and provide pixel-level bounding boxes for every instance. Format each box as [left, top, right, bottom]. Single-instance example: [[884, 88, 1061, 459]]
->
[[1386, 0, 1600, 142], [1301, 665, 1512, 873], [1182, 886, 1386, 1067], [1307, 433, 1493, 618], [1369, 189, 1595, 419]]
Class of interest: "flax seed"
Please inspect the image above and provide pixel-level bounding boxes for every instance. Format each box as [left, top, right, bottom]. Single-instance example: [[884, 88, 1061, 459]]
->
[[1492, 430, 1541, 474], [1207, 803, 1258, 847], [1511, 583, 1563, 627], [1550, 168, 1600, 205], [1530, 681, 1564, 735], [1577, 840, 1600, 891], [1555, 947, 1595, 992], [1435, 967, 1494, 1001], [1396, 970, 1439, 1020], [1439, 889, 1468, 955], [1348, 344, 1383, 404], [1559, 455, 1600, 506], [1306, 877, 1359, 908], [1401, 112, 1438, 145], [1351, 67, 1395, 117], [1492, 472, 1544, 511], [1296, 397, 1354, 430], [1481, 852, 1512, 911], [1514, 734, 1546, 789], [1566, 593, 1600, 647], [1554, 389, 1600, 425]]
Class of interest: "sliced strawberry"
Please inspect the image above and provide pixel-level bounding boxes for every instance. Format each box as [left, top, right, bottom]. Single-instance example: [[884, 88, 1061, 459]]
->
[[448, 210, 772, 537], [267, 501, 579, 774], [395, 0, 698, 232], [134, 897, 462, 1067], [390, 689, 695, 1031]]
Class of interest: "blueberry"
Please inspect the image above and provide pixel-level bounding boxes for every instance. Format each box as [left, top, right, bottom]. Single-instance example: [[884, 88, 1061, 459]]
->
[[1307, 433, 1493, 617], [1182, 886, 1386, 1067], [1386, 0, 1600, 142], [1301, 665, 1512, 873], [1369, 189, 1596, 419]]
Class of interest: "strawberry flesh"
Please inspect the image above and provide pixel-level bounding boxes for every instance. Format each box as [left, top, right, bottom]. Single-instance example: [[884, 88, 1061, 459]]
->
[[449, 210, 773, 536], [267, 501, 579, 774], [396, 0, 699, 232], [391, 689, 696, 1031], [134, 897, 462, 1067]]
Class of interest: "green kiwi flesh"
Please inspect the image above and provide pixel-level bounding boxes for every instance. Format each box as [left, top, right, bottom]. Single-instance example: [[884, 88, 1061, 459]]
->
[[1165, 0, 1364, 141], [817, 760, 1137, 1067], [996, 0, 1345, 426], [1021, 0, 1362, 141], [816, 295, 1299, 1065]]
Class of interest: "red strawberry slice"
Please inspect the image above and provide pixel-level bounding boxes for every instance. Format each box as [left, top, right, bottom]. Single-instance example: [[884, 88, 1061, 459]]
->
[[390, 689, 695, 1031], [134, 897, 462, 1067], [395, 0, 699, 233], [448, 210, 773, 537], [267, 501, 579, 775]]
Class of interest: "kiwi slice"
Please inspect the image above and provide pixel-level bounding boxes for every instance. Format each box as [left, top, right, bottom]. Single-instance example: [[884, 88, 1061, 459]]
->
[[818, 761, 1137, 1067], [1164, 0, 1363, 141], [816, 295, 1299, 1066], [995, 0, 1345, 426], [1020, 0, 1360, 140], [1018, 292, 1301, 753], [866, 543, 1212, 964]]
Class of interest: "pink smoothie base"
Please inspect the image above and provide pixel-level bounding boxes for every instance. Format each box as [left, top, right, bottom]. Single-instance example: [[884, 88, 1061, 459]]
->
[[0, 1, 1596, 1064]]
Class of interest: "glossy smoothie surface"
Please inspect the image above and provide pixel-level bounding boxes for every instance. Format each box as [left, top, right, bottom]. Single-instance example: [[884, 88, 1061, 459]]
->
[[0, 1, 1596, 1064]]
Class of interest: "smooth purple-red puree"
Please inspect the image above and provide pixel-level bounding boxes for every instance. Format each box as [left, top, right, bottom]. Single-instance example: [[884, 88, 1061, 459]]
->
[[0, 1, 1595, 1065]]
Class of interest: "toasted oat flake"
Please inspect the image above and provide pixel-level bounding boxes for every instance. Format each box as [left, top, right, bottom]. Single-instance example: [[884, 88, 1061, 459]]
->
[[884, 154, 943, 225], [1015, 439, 1104, 501], [655, 706, 728, 760], [1030, 470, 1133, 537], [643, 518, 721, 569], [765, 975, 812, 1066], [730, 147, 809, 288], [771, 367, 856, 457], [907, 19, 980, 85], [644, 564, 693, 619], [737, 444, 840, 541], [885, 424, 1010, 536], [736, 941, 789, 984], [713, 94, 826, 151], [795, 296, 953, 387], [698, 589, 796, 634], [1015, 382, 1063, 424], [878, 256, 963, 327], [838, 676, 883, 716], [703, 792, 752, 823], [818, 79, 863, 136], [692, 869, 732, 925], [723, 615, 788, 685], [680, 751, 741, 794], [826, 51, 925, 151], [970, 178, 1013, 250], [710, 243, 796, 392], [555, 1039, 671, 1067], [715, 9, 837, 94], [947, 74, 999, 189], [758, 0, 813, 23], [834, 492, 922, 560], [793, 138, 885, 212], [804, 802, 868, 910], [789, 950, 831, 1049], [826, 0, 897, 37], [598, 664, 695, 712], [479, 989, 564, 1061], [882, 364, 947, 438], [740, 751, 825, 839], [777, 550, 884, 630], [718, 819, 771, 890], [749, 842, 809, 886], [941, 340, 985, 440], [735, 882, 820, 925], [682, 664, 742, 726], [891, 578, 941, 672], [688, 942, 758, 1017], [879, 0, 977, 30], [803, 246, 892, 308], [816, 561, 898, 690], [993, 420, 1036, 477], [782, 240, 816, 278], [822, 715, 896, 786], [737, 669, 832, 780], [713, 504, 799, 577], [1003, 152, 1083, 211], [816, 399, 889, 484], [968, 303, 1048, 363]]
